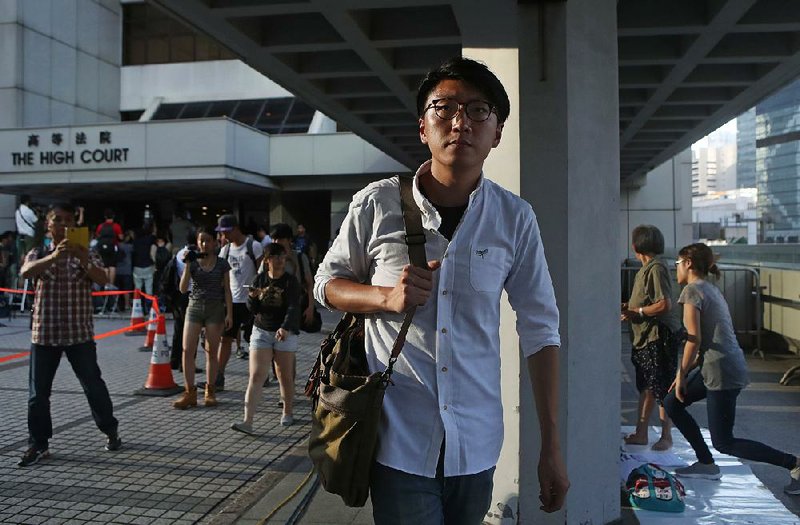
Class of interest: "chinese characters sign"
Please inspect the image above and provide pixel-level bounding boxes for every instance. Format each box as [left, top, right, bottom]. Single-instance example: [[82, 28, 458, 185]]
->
[[11, 130, 129, 167]]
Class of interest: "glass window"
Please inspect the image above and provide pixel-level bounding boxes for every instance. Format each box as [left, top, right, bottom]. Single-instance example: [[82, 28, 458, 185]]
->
[[123, 4, 237, 65]]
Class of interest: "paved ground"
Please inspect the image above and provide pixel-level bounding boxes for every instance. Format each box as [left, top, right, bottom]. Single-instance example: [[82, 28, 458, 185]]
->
[[1, 307, 798, 524], [0, 308, 331, 525]]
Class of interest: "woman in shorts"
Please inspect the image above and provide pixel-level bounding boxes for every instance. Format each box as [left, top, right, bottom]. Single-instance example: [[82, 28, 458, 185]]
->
[[231, 242, 300, 433], [173, 228, 232, 409]]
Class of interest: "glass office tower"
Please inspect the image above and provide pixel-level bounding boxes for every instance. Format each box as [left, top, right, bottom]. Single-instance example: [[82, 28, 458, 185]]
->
[[755, 78, 800, 243]]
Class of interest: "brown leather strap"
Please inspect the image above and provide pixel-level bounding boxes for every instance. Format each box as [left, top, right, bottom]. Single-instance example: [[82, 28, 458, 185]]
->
[[388, 176, 427, 361]]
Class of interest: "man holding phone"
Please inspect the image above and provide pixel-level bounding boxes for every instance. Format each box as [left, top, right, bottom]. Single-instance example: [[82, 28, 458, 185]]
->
[[18, 203, 122, 467]]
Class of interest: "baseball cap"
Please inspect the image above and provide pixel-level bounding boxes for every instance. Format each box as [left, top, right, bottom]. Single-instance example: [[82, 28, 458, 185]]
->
[[215, 214, 238, 232]]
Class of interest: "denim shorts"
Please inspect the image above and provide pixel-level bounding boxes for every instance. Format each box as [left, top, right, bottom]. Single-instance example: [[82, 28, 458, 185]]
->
[[249, 326, 298, 353], [185, 298, 225, 326]]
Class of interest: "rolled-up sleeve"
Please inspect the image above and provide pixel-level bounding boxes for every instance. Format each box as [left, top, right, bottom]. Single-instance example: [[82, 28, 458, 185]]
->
[[505, 207, 561, 357], [314, 191, 375, 310]]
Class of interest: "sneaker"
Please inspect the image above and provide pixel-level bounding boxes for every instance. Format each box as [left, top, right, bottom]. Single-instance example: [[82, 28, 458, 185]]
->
[[675, 461, 722, 480], [215, 374, 225, 392], [786, 477, 800, 496], [105, 434, 122, 451], [237, 350, 249, 360], [281, 414, 294, 427], [263, 376, 272, 388], [18, 447, 50, 467], [230, 422, 256, 436]]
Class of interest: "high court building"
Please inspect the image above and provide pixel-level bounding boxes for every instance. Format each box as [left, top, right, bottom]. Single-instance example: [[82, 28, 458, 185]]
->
[[3, 1, 800, 523]]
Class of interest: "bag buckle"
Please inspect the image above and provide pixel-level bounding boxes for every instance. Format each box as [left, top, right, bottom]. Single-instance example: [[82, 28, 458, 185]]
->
[[404, 233, 426, 246]]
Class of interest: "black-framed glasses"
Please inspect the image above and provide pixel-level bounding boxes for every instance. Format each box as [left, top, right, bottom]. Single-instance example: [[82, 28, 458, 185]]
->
[[425, 98, 495, 122]]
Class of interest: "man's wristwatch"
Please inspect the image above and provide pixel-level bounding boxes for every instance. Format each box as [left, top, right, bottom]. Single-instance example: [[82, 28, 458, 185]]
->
[[638, 307, 645, 317]]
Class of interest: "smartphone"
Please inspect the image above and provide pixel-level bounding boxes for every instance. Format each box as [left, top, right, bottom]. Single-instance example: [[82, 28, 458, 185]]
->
[[66, 226, 89, 248]]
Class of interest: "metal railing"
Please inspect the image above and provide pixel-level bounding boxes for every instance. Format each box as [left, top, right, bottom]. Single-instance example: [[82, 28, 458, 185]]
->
[[622, 262, 764, 357]]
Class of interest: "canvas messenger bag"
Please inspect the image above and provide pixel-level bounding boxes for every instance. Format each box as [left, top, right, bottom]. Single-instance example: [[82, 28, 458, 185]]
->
[[305, 176, 427, 507]]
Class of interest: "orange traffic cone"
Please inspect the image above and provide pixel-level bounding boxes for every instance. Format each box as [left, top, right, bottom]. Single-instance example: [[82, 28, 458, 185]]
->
[[125, 290, 147, 336], [134, 315, 182, 396], [138, 306, 158, 352]]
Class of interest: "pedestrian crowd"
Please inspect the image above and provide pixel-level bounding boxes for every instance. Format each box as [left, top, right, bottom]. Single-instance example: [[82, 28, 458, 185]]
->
[[9, 197, 321, 469]]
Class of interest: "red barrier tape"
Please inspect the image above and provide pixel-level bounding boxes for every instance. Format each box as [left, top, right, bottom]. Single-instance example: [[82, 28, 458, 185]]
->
[[0, 287, 139, 297], [0, 351, 31, 364], [0, 287, 34, 295], [0, 288, 161, 363]]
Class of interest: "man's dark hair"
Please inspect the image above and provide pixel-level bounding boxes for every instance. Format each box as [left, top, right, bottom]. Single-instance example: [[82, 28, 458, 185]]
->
[[104, 208, 114, 220], [49, 202, 75, 215], [416, 57, 510, 123], [270, 223, 293, 241], [631, 225, 665, 256], [266, 242, 287, 257], [20, 194, 31, 205]]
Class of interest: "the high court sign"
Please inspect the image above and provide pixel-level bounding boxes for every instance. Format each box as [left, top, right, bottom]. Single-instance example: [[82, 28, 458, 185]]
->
[[2, 125, 137, 172]]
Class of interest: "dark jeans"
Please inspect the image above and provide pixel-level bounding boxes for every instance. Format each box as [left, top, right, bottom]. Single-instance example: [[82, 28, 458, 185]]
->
[[28, 341, 118, 449], [370, 462, 495, 525], [169, 295, 189, 368], [663, 369, 795, 469]]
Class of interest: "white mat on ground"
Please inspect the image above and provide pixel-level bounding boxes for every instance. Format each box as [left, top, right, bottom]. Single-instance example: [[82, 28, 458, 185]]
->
[[621, 425, 799, 524]]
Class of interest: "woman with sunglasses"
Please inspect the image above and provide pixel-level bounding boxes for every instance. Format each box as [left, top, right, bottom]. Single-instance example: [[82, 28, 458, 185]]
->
[[664, 243, 799, 495]]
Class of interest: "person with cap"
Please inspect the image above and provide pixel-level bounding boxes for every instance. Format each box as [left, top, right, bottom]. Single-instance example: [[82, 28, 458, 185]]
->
[[214, 214, 263, 391]]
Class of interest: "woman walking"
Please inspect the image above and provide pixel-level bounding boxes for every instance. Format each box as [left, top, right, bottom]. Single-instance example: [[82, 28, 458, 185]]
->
[[231, 242, 300, 434], [173, 228, 232, 409], [621, 225, 681, 450], [664, 243, 799, 494]]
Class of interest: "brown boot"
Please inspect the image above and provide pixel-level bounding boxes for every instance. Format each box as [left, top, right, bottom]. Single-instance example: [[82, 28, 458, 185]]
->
[[204, 384, 218, 407], [173, 386, 197, 410]]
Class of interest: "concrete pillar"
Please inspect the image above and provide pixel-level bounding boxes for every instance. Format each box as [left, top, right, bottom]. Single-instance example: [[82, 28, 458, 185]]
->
[[329, 189, 354, 239], [462, 1, 620, 523]]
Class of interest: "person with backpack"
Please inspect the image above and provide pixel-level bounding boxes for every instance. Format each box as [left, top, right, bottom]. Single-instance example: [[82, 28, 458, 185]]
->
[[153, 233, 172, 296], [131, 221, 157, 312], [161, 230, 195, 371], [214, 214, 263, 391], [94, 209, 123, 289], [15, 195, 39, 261]]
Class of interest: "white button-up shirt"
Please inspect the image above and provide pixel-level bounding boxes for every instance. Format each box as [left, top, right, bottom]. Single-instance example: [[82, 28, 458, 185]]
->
[[314, 160, 561, 478]]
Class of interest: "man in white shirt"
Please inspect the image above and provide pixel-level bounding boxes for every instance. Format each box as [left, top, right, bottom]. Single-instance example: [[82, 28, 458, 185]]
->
[[314, 57, 569, 524], [15, 195, 38, 257], [215, 214, 263, 390]]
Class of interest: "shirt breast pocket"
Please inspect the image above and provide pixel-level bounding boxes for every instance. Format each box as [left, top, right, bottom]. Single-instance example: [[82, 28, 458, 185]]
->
[[469, 245, 508, 293]]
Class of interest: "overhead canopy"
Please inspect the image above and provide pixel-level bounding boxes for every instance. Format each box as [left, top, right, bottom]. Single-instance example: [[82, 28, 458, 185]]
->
[[149, 0, 800, 186]]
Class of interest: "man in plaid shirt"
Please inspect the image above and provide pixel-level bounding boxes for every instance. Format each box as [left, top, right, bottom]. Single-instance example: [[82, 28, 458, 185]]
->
[[18, 203, 122, 467]]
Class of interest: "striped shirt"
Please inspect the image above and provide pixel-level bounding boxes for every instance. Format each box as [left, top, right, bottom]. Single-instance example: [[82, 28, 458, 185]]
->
[[25, 246, 103, 346], [189, 257, 230, 302]]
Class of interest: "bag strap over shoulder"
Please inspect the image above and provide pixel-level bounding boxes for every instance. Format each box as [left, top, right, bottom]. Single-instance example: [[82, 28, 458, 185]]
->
[[388, 176, 427, 363]]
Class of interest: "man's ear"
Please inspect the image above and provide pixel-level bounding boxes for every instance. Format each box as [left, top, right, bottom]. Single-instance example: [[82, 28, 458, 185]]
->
[[419, 117, 428, 145], [492, 122, 504, 148]]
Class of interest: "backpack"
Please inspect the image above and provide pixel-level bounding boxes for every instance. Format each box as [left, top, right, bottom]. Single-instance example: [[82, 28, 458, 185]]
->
[[97, 223, 116, 259], [221, 238, 257, 269], [155, 245, 171, 272], [626, 464, 685, 513], [159, 255, 182, 311], [296, 252, 322, 333]]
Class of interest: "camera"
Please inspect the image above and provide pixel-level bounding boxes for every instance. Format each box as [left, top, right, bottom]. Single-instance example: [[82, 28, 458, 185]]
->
[[183, 245, 207, 263]]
